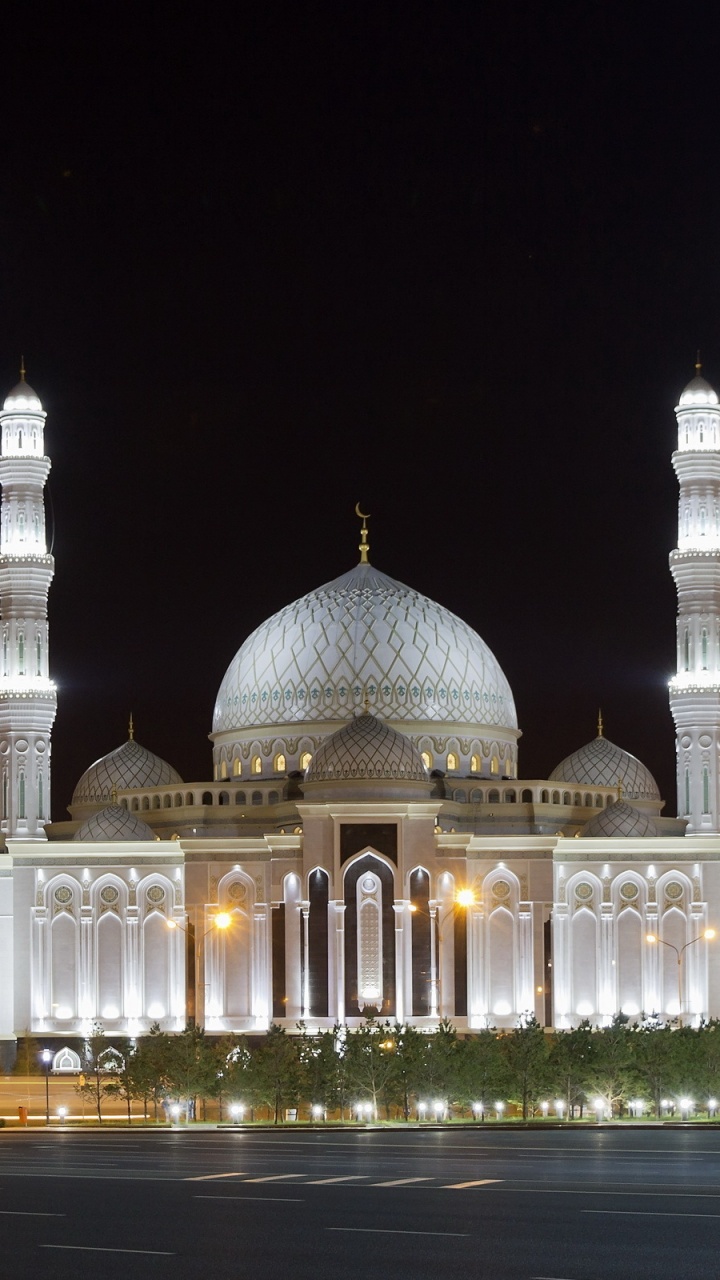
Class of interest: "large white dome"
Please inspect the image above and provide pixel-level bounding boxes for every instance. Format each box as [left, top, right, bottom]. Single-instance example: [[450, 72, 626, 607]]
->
[[212, 561, 518, 779]]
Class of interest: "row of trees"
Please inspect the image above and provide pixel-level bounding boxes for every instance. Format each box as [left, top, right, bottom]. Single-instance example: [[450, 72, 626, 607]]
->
[[54, 1016, 720, 1123]]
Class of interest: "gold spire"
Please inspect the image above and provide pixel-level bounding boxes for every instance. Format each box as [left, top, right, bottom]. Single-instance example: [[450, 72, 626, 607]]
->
[[696, 349, 702, 375], [19, 356, 25, 382], [355, 503, 371, 564], [110, 785, 118, 805], [597, 708, 604, 738], [617, 776, 624, 802], [128, 712, 134, 741]]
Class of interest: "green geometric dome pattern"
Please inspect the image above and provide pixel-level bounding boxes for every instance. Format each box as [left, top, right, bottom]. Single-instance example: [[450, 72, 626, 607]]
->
[[549, 734, 660, 801], [213, 562, 517, 736]]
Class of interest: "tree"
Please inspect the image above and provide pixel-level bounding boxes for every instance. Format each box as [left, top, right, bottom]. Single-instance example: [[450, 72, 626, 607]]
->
[[75, 1022, 116, 1123], [247, 1024, 302, 1123], [456, 1031, 510, 1118], [163, 1025, 220, 1120], [104, 1040, 149, 1124], [548, 1021, 594, 1118], [344, 1019, 399, 1119], [501, 1016, 549, 1119], [629, 1022, 683, 1117], [583, 1017, 633, 1116], [13, 1030, 42, 1077]]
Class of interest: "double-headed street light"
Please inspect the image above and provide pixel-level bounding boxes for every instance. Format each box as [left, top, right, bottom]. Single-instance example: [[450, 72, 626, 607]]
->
[[645, 927, 716, 1024]]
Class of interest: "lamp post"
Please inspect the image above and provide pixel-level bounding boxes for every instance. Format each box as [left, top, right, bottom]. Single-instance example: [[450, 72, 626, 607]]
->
[[41, 1048, 52, 1125], [409, 888, 476, 1018], [166, 911, 234, 1026], [645, 927, 716, 1024]]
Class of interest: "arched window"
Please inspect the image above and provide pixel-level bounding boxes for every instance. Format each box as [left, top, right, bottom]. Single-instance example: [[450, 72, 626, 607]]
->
[[18, 772, 25, 820], [17, 512, 24, 541], [552, 790, 560, 804], [447, 752, 458, 771], [702, 629, 708, 669], [17, 429, 22, 449], [470, 754, 480, 773], [421, 750, 433, 770], [700, 421, 705, 443], [274, 752, 286, 773], [18, 633, 24, 674], [299, 752, 312, 770], [563, 791, 571, 805], [33, 511, 40, 541], [233, 758, 242, 777], [685, 768, 691, 816], [488, 789, 500, 803], [235, 791, 246, 805], [2, 630, 7, 675], [2, 771, 7, 820], [252, 790, 262, 805], [522, 789, 532, 803], [684, 627, 690, 670], [505, 756, 514, 777], [36, 634, 42, 676], [269, 790, 279, 804], [220, 759, 228, 779], [703, 765, 710, 815], [38, 773, 43, 821], [490, 755, 499, 774], [251, 756, 262, 775], [701, 507, 707, 534], [541, 789, 549, 803]]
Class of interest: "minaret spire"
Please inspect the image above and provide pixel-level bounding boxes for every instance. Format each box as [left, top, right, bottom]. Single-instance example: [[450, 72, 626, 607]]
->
[[669, 362, 720, 831], [597, 708, 604, 738], [355, 503, 371, 564], [128, 712, 134, 741], [0, 371, 56, 837]]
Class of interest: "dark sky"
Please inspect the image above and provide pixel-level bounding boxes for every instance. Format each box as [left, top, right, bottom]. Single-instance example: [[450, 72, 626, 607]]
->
[[0, 3, 716, 818]]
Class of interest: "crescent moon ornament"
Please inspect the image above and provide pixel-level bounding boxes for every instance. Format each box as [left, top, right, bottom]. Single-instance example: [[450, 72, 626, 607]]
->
[[355, 504, 371, 564]]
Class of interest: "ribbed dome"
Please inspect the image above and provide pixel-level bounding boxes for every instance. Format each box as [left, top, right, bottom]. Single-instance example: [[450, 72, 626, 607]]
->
[[213, 561, 517, 737], [3, 379, 42, 412], [74, 805, 156, 842], [306, 712, 428, 782], [72, 737, 182, 807], [583, 799, 659, 838], [678, 374, 718, 407], [549, 733, 660, 801]]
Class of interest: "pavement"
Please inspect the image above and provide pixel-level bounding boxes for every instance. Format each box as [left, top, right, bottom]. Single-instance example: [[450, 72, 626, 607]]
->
[[0, 1127, 717, 1278]]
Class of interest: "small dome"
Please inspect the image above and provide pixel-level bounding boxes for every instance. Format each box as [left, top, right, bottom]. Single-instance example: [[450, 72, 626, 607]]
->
[[74, 804, 156, 842], [72, 735, 182, 808], [306, 712, 429, 783], [678, 374, 719, 408], [549, 731, 660, 802], [583, 799, 659, 838], [3, 379, 42, 412]]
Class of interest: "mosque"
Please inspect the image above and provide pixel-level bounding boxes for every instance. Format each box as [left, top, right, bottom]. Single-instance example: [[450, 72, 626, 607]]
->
[[0, 363, 719, 1067]]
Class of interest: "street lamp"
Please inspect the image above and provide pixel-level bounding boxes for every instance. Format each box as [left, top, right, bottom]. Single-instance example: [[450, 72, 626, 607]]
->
[[166, 911, 236, 1025], [409, 889, 476, 1018], [41, 1048, 52, 1125], [57, 1107, 67, 1125], [645, 928, 716, 1023], [555, 1099, 566, 1120], [230, 1103, 245, 1123]]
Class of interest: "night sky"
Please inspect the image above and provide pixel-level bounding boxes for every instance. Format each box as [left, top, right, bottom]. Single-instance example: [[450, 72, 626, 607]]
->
[[0, 5, 716, 818]]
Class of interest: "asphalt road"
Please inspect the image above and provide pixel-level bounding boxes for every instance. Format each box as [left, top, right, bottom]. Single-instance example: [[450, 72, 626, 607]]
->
[[0, 1127, 718, 1279]]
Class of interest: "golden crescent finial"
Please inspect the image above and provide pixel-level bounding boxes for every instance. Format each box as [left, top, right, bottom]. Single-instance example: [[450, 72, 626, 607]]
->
[[597, 708, 604, 738], [696, 349, 702, 374], [128, 711, 134, 741], [355, 504, 371, 564], [19, 355, 26, 382]]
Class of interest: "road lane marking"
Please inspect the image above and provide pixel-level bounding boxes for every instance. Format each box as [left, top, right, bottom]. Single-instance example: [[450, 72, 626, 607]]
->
[[245, 1174, 305, 1182], [442, 1179, 503, 1189], [40, 1246, 175, 1255], [195, 1195, 304, 1203], [326, 1227, 469, 1237], [371, 1177, 432, 1186], [186, 1172, 247, 1181], [583, 1209, 720, 1219], [0, 1210, 65, 1216], [485, 1187, 720, 1198], [306, 1175, 367, 1184]]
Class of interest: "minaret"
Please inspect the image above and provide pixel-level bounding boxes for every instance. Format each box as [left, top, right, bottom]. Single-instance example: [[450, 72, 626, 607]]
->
[[669, 360, 720, 832], [0, 367, 56, 837]]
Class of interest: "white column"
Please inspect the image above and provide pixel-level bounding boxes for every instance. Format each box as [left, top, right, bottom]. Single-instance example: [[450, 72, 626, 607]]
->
[[393, 904, 405, 1024]]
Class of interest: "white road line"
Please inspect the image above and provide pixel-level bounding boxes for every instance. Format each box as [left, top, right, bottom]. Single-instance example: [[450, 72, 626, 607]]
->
[[583, 1209, 720, 1219], [39, 1245, 175, 1255], [442, 1179, 503, 1189], [0, 1210, 65, 1216], [306, 1175, 367, 1184], [326, 1227, 470, 1237], [244, 1173, 305, 1182], [186, 1172, 247, 1181], [371, 1177, 432, 1186], [481, 1186, 720, 1198], [195, 1194, 304, 1203]]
